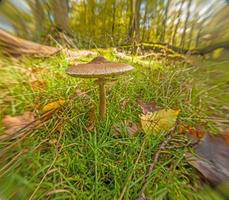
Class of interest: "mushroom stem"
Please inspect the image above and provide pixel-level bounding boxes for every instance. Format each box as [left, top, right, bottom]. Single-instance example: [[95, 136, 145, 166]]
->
[[98, 78, 106, 120]]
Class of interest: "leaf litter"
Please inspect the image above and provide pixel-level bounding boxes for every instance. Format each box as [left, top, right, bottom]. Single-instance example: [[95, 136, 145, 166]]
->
[[140, 108, 180, 134], [42, 100, 65, 112], [186, 130, 229, 185], [112, 120, 140, 138], [1, 112, 37, 140]]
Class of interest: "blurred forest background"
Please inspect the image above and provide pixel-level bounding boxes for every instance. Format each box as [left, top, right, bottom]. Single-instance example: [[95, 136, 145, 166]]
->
[[0, 0, 228, 52]]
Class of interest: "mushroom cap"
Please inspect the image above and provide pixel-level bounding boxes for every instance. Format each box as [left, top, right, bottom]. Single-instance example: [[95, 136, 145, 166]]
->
[[66, 56, 134, 78]]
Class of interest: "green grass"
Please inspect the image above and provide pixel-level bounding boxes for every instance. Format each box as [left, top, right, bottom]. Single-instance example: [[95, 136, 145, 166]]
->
[[0, 51, 227, 199], [191, 58, 229, 131]]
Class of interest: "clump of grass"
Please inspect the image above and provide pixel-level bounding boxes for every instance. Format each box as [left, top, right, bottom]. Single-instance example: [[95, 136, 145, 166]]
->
[[0, 51, 225, 199]]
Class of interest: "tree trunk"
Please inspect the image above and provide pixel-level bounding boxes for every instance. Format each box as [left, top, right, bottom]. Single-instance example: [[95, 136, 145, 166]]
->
[[51, 0, 70, 33], [127, 0, 141, 43], [28, 0, 45, 41], [141, 1, 149, 42], [161, 0, 171, 43], [111, 0, 116, 37], [171, 0, 185, 46], [0, 29, 95, 57], [179, 0, 192, 49]]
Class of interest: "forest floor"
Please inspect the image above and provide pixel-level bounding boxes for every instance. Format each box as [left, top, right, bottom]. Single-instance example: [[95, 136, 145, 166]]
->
[[0, 50, 228, 200]]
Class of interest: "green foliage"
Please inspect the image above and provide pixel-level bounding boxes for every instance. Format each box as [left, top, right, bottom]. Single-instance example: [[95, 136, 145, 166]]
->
[[0, 0, 228, 50]]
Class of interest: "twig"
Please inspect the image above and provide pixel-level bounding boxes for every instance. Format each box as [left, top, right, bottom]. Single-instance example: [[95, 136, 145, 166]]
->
[[118, 139, 146, 200], [137, 126, 177, 199]]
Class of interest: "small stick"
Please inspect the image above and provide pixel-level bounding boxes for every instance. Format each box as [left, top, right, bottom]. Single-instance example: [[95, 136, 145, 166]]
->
[[137, 126, 177, 199]]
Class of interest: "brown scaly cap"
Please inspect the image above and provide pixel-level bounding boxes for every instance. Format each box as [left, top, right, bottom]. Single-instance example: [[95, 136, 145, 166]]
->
[[66, 56, 134, 78]]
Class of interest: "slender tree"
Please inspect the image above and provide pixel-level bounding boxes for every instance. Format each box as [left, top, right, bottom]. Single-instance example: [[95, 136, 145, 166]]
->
[[51, 0, 70, 33], [171, 0, 185, 46], [160, 0, 171, 42], [27, 0, 45, 41], [111, 0, 116, 36], [127, 0, 142, 43], [141, 0, 149, 42], [180, 0, 192, 49]]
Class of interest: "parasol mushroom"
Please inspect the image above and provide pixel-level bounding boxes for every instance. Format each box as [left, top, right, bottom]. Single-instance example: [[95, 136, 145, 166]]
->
[[66, 56, 134, 120]]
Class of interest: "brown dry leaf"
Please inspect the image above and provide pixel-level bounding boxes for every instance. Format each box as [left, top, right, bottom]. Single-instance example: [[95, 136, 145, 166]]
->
[[42, 100, 65, 112], [222, 129, 229, 145], [30, 80, 47, 91], [76, 89, 89, 98], [23, 67, 48, 81], [112, 120, 139, 137], [137, 100, 157, 114], [120, 98, 129, 109], [1, 111, 36, 140], [3, 95, 14, 103], [30, 67, 48, 74], [86, 106, 96, 132], [186, 131, 229, 185], [179, 123, 205, 139], [137, 193, 152, 200], [49, 139, 58, 145], [124, 120, 139, 137]]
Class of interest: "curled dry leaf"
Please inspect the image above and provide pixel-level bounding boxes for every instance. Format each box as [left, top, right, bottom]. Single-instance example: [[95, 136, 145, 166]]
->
[[42, 100, 65, 112], [120, 98, 129, 109], [179, 123, 205, 139], [30, 80, 47, 91], [140, 109, 180, 134], [125, 120, 139, 137], [112, 120, 139, 137], [137, 100, 157, 114], [186, 131, 229, 185], [75, 89, 90, 98], [1, 111, 36, 140], [136, 193, 152, 200], [22, 67, 48, 81]]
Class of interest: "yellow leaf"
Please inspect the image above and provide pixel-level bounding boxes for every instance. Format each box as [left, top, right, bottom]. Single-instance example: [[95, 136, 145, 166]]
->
[[42, 100, 65, 112], [140, 109, 180, 134]]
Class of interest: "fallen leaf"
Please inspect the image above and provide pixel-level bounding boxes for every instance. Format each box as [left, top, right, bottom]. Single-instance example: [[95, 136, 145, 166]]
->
[[1, 112, 36, 140], [120, 98, 129, 109], [30, 67, 48, 74], [49, 139, 58, 145], [140, 109, 180, 134], [137, 193, 152, 200], [23, 67, 48, 81], [179, 123, 205, 139], [86, 106, 96, 132], [30, 80, 46, 91], [42, 100, 65, 112], [75, 89, 89, 98], [111, 120, 139, 137], [3, 95, 14, 103], [222, 129, 229, 145], [124, 120, 139, 137], [137, 100, 157, 114], [186, 132, 229, 185]]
